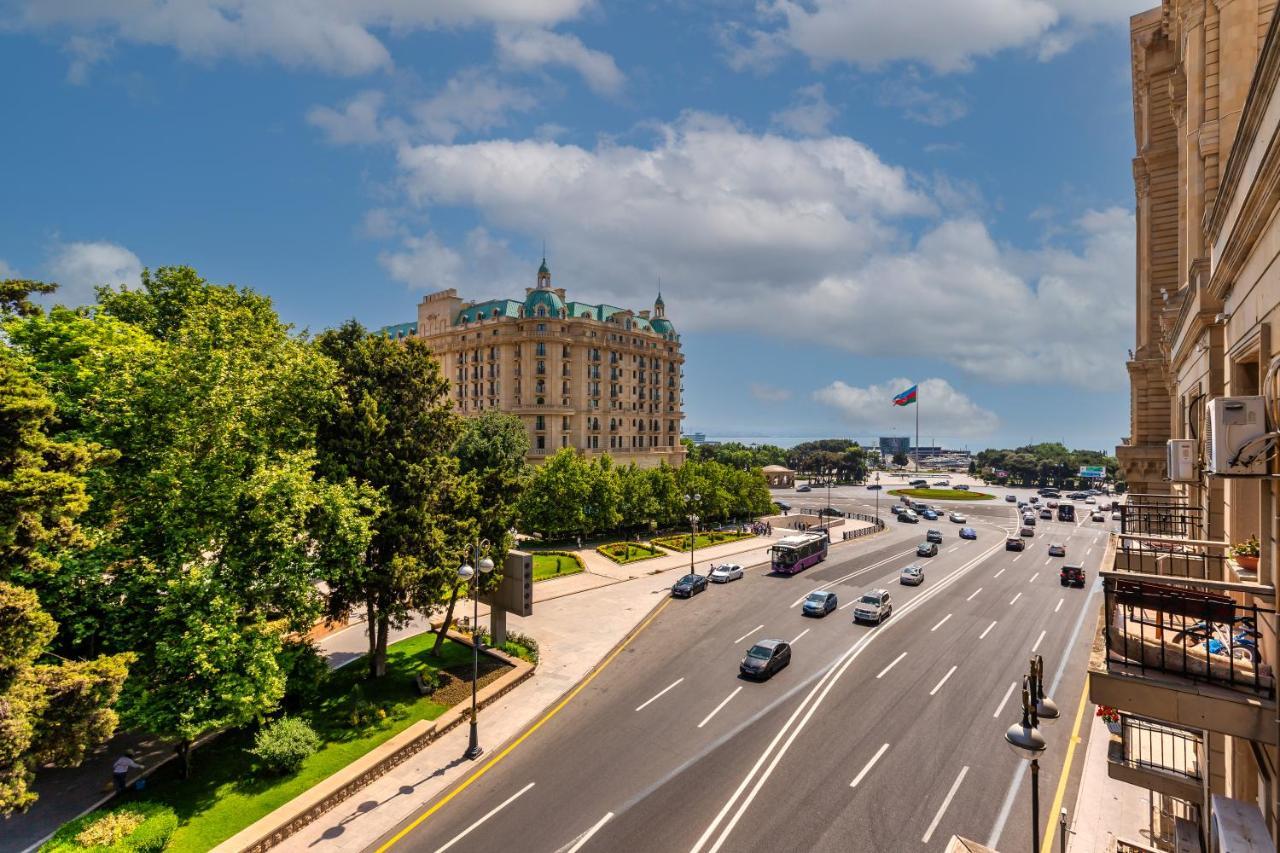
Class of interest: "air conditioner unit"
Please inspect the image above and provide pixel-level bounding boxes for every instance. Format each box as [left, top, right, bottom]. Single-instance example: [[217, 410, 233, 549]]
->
[[1204, 396, 1268, 476], [1166, 438, 1197, 482]]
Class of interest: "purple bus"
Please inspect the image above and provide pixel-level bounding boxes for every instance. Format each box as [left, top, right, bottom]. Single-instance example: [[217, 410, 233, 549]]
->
[[770, 532, 829, 574]]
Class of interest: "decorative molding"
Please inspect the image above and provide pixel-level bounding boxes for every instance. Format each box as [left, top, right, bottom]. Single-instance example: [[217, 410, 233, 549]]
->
[[1181, 1, 1206, 30], [1134, 157, 1152, 198]]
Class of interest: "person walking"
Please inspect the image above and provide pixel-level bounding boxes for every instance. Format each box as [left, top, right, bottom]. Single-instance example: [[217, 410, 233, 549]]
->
[[113, 752, 143, 794]]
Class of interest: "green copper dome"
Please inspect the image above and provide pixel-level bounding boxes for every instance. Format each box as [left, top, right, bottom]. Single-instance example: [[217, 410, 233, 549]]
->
[[538, 258, 550, 275], [524, 288, 564, 317]]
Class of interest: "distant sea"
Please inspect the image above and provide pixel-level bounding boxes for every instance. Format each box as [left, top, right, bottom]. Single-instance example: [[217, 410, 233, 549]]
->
[[699, 434, 865, 449]]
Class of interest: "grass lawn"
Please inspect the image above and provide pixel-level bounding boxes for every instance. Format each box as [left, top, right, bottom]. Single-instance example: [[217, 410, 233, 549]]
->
[[530, 551, 585, 582], [887, 488, 996, 501], [124, 633, 481, 853], [596, 542, 663, 564], [651, 530, 755, 552]]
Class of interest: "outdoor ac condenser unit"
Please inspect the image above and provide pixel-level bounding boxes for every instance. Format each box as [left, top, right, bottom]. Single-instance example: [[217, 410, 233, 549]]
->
[[1166, 438, 1197, 482], [1204, 396, 1268, 476]]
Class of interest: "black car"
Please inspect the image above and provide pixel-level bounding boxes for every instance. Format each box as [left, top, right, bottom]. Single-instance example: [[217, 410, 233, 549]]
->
[[1060, 563, 1086, 587], [916, 542, 938, 557], [671, 573, 708, 598], [818, 507, 842, 517], [774, 501, 791, 511], [926, 529, 943, 543], [1006, 537, 1025, 552], [802, 590, 838, 617], [740, 639, 791, 680], [867, 483, 883, 490]]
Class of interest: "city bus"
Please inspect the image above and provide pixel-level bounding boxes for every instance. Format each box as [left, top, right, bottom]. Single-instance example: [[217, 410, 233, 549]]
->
[[770, 532, 829, 575]]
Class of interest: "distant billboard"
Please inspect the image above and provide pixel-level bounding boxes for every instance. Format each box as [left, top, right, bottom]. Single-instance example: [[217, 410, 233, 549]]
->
[[1079, 465, 1106, 479]]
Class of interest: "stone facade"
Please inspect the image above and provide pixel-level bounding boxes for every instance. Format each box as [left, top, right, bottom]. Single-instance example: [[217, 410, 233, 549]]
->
[[1117, 1, 1280, 844], [385, 260, 686, 468]]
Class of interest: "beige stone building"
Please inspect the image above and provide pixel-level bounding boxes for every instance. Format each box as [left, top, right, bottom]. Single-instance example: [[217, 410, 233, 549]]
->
[[1104, 2, 1280, 848], [382, 260, 686, 468]]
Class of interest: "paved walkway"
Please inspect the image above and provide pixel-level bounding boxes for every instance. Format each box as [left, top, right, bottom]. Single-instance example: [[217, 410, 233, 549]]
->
[[1067, 714, 1155, 851]]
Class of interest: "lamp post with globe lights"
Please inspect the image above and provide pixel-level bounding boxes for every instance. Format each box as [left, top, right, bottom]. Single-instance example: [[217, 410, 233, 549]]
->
[[684, 493, 701, 575], [458, 540, 494, 761], [1004, 656, 1059, 852]]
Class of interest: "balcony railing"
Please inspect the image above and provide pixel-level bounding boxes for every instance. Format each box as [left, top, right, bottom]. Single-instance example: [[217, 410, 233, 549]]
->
[[1114, 533, 1231, 580], [1117, 714, 1202, 783], [1101, 574, 1274, 698], [1118, 495, 1202, 539]]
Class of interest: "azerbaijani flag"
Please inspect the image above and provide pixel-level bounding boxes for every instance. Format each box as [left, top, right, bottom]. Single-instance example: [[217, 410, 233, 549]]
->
[[892, 385, 918, 406]]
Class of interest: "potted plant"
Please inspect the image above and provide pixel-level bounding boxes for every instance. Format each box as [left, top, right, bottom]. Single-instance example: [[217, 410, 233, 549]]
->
[[1231, 535, 1261, 572], [1096, 705, 1121, 734]]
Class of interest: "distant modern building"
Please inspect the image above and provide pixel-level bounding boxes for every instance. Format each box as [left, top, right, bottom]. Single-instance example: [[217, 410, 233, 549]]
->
[[879, 436, 910, 459], [687, 432, 708, 444], [380, 259, 686, 468]]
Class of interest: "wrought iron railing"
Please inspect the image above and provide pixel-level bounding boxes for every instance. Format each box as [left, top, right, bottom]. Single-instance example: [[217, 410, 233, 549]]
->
[[1101, 575, 1274, 698], [1118, 497, 1202, 539], [1118, 714, 1202, 782], [1113, 534, 1231, 581]]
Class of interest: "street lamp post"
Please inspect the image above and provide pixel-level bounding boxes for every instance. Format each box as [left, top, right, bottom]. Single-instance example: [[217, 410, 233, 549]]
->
[[458, 540, 494, 761], [1004, 655, 1059, 853], [824, 468, 835, 532], [685, 492, 701, 575], [874, 472, 881, 524]]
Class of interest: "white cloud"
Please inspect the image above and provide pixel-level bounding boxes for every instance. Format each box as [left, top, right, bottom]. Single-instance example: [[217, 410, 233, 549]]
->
[[770, 84, 837, 136], [389, 114, 1132, 389], [308, 72, 536, 146], [8, 0, 593, 77], [879, 79, 968, 126], [48, 240, 143, 306], [496, 28, 624, 95], [814, 377, 999, 438], [734, 0, 1146, 74], [0, 259, 17, 278], [750, 383, 792, 403], [62, 34, 112, 84], [379, 227, 524, 293]]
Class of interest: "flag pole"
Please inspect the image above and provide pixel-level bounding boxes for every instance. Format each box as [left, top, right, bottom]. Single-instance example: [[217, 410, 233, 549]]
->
[[915, 388, 920, 473]]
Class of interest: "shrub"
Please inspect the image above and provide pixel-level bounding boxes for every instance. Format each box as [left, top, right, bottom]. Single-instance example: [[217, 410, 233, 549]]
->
[[249, 717, 321, 775], [279, 639, 328, 710], [417, 668, 445, 695], [43, 802, 178, 853]]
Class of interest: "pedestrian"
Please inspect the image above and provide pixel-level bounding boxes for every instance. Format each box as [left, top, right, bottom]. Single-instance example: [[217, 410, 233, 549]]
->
[[113, 752, 143, 794]]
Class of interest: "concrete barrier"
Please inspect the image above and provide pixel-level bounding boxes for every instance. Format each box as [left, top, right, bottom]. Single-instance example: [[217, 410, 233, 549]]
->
[[212, 633, 534, 853]]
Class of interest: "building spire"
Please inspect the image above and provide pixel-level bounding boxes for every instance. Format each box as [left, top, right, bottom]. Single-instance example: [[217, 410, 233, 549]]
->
[[537, 246, 551, 288]]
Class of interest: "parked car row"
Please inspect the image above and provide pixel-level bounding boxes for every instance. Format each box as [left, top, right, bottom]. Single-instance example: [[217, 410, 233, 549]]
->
[[671, 563, 744, 597]]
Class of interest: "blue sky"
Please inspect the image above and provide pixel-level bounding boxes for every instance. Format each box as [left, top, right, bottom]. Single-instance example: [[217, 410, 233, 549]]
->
[[0, 0, 1150, 451]]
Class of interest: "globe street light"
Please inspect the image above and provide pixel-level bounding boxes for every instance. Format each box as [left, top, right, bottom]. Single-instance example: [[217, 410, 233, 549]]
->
[[824, 468, 836, 532], [874, 472, 881, 525], [460, 541, 494, 761], [1004, 677, 1046, 853], [684, 493, 701, 575]]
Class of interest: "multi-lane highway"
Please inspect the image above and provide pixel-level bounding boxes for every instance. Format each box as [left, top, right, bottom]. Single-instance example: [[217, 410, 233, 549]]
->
[[372, 485, 1112, 853]]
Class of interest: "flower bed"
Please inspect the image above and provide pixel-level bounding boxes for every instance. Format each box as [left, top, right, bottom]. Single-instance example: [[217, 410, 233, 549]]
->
[[530, 550, 586, 582], [595, 541, 663, 564], [887, 488, 996, 501], [651, 530, 755, 552]]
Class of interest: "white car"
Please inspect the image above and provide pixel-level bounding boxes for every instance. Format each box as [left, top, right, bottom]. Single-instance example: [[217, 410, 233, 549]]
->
[[948, 511, 967, 523], [1085, 497, 1097, 504], [853, 589, 893, 624], [708, 563, 744, 583]]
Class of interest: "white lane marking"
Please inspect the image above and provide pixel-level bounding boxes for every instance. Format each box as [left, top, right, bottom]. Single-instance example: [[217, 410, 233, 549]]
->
[[1086, 546, 1093, 555], [993, 568, 1006, 579], [733, 625, 764, 644], [790, 628, 810, 645], [967, 587, 982, 602], [691, 540, 1006, 853], [993, 680, 1018, 718], [929, 665, 958, 696], [876, 652, 907, 679], [1029, 572, 1039, 584], [432, 782, 535, 853], [948, 546, 959, 553], [850, 743, 891, 789], [980, 620, 997, 639], [1032, 629, 1046, 652], [930, 614, 952, 632], [1044, 556, 1052, 565], [697, 686, 743, 729], [922, 766, 970, 844], [566, 812, 614, 853], [1012, 554, 1022, 562], [635, 678, 684, 712], [1054, 597, 1064, 613], [1009, 592, 1022, 605]]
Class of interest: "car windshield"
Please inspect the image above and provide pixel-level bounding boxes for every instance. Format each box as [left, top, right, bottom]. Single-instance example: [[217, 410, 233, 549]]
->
[[679, 575, 698, 584], [746, 645, 771, 660], [806, 592, 828, 603], [860, 594, 882, 605]]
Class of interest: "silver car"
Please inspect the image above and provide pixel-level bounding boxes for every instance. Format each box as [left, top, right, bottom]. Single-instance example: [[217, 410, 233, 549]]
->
[[853, 589, 893, 624], [899, 564, 925, 586], [708, 563, 744, 583]]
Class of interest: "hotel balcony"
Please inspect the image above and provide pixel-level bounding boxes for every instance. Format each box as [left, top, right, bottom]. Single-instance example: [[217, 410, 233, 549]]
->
[[1089, 563, 1276, 744], [1107, 713, 1204, 805]]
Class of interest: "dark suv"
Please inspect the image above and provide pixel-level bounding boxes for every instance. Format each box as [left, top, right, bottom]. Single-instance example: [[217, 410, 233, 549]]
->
[[1006, 536, 1025, 552], [926, 529, 943, 543], [1060, 563, 1086, 587]]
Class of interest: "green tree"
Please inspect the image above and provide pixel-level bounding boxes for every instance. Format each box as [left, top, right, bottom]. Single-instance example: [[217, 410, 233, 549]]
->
[[892, 452, 909, 468], [315, 322, 480, 678], [518, 449, 592, 538], [0, 278, 56, 317]]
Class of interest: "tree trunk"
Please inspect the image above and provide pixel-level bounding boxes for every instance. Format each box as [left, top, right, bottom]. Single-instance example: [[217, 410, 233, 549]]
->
[[372, 616, 389, 678], [365, 597, 378, 680], [432, 583, 462, 657]]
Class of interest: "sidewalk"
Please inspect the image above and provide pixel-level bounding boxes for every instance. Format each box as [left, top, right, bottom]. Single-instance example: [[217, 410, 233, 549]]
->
[[1068, 714, 1155, 851]]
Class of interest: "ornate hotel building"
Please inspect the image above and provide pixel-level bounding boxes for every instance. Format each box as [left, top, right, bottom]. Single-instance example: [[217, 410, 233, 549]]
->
[[382, 260, 686, 468], [1103, 2, 1279, 848]]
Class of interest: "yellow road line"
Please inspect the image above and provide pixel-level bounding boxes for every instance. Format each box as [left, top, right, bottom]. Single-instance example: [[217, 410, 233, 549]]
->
[[376, 597, 673, 852], [1040, 670, 1090, 853]]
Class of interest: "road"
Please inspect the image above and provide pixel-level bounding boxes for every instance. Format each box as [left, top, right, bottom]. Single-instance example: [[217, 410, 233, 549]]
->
[[372, 485, 1111, 853]]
